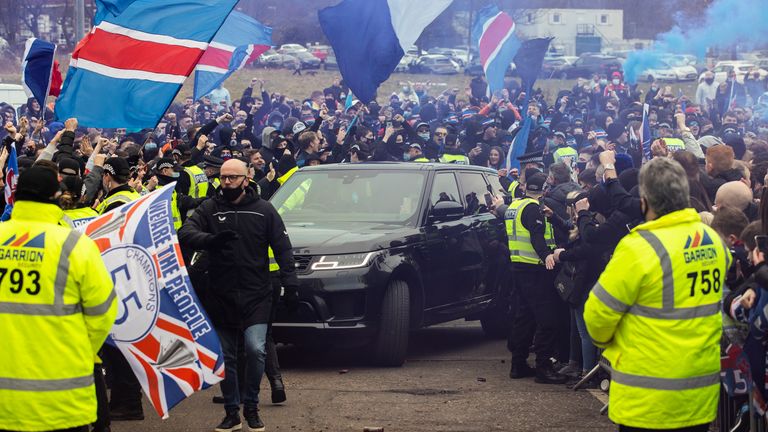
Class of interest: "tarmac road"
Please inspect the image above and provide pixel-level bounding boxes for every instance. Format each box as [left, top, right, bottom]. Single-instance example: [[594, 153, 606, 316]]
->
[[111, 321, 614, 432]]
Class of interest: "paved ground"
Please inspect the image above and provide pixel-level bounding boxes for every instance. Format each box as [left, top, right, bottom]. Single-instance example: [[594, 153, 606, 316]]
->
[[112, 321, 613, 432]]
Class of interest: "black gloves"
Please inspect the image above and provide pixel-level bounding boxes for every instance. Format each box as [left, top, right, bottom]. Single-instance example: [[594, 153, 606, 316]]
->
[[282, 285, 300, 311], [207, 230, 239, 250]]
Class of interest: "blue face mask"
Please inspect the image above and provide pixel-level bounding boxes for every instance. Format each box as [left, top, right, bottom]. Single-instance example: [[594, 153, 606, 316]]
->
[[145, 142, 157, 151], [403, 153, 411, 161]]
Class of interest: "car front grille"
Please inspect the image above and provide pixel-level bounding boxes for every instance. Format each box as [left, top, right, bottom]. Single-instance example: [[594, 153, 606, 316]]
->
[[293, 255, 313, 274]]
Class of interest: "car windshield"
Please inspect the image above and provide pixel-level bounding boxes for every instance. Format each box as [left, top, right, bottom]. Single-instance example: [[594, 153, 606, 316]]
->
[[271, 170, 427, 226], [665, 58, 686, 67]]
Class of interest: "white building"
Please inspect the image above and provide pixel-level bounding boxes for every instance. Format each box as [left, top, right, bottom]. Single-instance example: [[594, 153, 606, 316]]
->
[[515, 8, 625, 56]]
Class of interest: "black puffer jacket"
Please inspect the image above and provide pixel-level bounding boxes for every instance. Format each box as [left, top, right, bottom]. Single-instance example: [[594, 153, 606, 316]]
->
[[542, 181, 581, 245], [179, 186, 298, 329]]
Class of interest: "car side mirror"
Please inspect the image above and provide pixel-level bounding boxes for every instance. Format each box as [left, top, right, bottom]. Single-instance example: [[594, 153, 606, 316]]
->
[[430, 200, 464, 223]]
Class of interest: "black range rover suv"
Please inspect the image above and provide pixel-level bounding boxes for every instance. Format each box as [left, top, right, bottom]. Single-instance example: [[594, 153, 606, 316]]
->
[[270, 163, 510, 366]]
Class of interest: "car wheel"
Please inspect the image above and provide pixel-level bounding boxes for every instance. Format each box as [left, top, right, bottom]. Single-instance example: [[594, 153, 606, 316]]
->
[[371, 280, 410, 367], [559, 71, 568, 80], [480, 299, 509, 339]]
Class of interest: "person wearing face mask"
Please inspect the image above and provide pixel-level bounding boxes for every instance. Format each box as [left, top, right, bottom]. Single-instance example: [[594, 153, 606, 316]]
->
[[603, 72, 627, 100], [147, 158, 202, 231], [179, 159, 298, 432], [584, 156, 729, 432], [696, 71, 719, 110]]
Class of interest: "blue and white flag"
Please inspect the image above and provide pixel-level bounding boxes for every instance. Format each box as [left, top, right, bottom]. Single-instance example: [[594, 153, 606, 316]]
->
[[472, 5, 521, 97], [193, 12, 272, 101], [56, 0, 238, 129], [506, 116, 532, 172], [82, 184, 224, 418], [319, 0, 452, 103], [21, 38, 57, 110], [1, 146, 18, 222], [641, 103, 652, 161]]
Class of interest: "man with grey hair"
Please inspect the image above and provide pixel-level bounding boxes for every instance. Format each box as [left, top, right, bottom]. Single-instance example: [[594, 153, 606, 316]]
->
[[584, 156, 730, 431]]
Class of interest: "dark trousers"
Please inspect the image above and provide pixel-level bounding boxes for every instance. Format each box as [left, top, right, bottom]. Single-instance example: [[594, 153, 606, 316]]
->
[[102, 344, 142, 411], [265, 275, 283, 384], [618, 425, 709, 432], [217, 324, 268, 413], [93, 364, 110, 430], [508, 269, 565, 368]]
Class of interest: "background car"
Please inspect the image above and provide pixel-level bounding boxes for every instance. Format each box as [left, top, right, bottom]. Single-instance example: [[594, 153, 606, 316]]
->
[[701, 61, 768, 83], [262, 53, 299, 68], [278, 43, 308, 56], [427, 47, 470, 67], [463, 60, 484, 76], [642, 57, 698, 82], [324, 54, 338, 70], [0, 84, 27, 116], [396, 54, 418, 72], [557, 53, 623, 79], [409, 55, 460, 75], [541, 56, 578, 78], [310, 45, 332, 61], [294, 51, 322, 69]]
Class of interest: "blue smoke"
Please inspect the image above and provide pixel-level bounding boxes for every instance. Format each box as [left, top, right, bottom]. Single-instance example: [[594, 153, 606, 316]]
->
[[624, 0, 768, 84]]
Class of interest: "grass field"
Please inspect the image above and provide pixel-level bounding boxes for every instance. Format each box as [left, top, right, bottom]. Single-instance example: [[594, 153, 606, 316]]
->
[[1, 64, 700, 108]]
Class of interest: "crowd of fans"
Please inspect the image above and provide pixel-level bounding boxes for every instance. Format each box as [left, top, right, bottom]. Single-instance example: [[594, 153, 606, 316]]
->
[[2, 64, 768, 426]]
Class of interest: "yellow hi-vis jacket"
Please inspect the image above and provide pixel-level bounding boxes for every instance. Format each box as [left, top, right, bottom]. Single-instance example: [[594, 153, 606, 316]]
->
[[0, 200, 117, 431], [184, 165, 209, 199], [505, 198, 555, 265], [584, 208, 729, 429], [95, 188, 140, 215]]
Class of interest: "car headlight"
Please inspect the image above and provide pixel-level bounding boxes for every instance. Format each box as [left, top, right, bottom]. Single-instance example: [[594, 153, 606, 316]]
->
[[310, 252, 378, 271]]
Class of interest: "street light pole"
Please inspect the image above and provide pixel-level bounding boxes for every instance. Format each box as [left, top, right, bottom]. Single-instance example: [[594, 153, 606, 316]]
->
[[75, 0, 85, 42], [467, 0, 473, 65]]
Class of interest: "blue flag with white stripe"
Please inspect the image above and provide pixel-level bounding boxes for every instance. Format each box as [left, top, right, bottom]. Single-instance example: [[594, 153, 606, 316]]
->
[[193, 12, 272, 101], [319, 0, 453, 103], [21, 38, 56, 111], [472, 5, 521, 97]]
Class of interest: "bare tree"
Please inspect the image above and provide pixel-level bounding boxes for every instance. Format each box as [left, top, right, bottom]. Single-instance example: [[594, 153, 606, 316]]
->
[[18, 0, 49, 39], [0, 0, 22, 46]]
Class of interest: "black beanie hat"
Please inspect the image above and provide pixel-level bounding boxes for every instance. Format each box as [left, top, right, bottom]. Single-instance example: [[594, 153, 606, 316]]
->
[[276, 153, 297, 177], [16, 166, 60, 204]]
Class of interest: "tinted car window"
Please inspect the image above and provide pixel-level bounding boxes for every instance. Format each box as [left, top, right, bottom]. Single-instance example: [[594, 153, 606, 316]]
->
[[430, 172, 461, 206], [271, 171, 426, 226], [486, 174, 506, 197], [458, 172, 491, 215]]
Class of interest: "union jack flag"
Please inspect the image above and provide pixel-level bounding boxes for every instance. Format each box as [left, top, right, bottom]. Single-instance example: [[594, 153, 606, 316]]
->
[[82, 184, 223, 418]]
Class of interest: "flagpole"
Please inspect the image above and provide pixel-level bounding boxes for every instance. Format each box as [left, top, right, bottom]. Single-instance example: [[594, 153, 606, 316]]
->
[[75, 0, 85, 42], [467, 0, 474, 66]]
